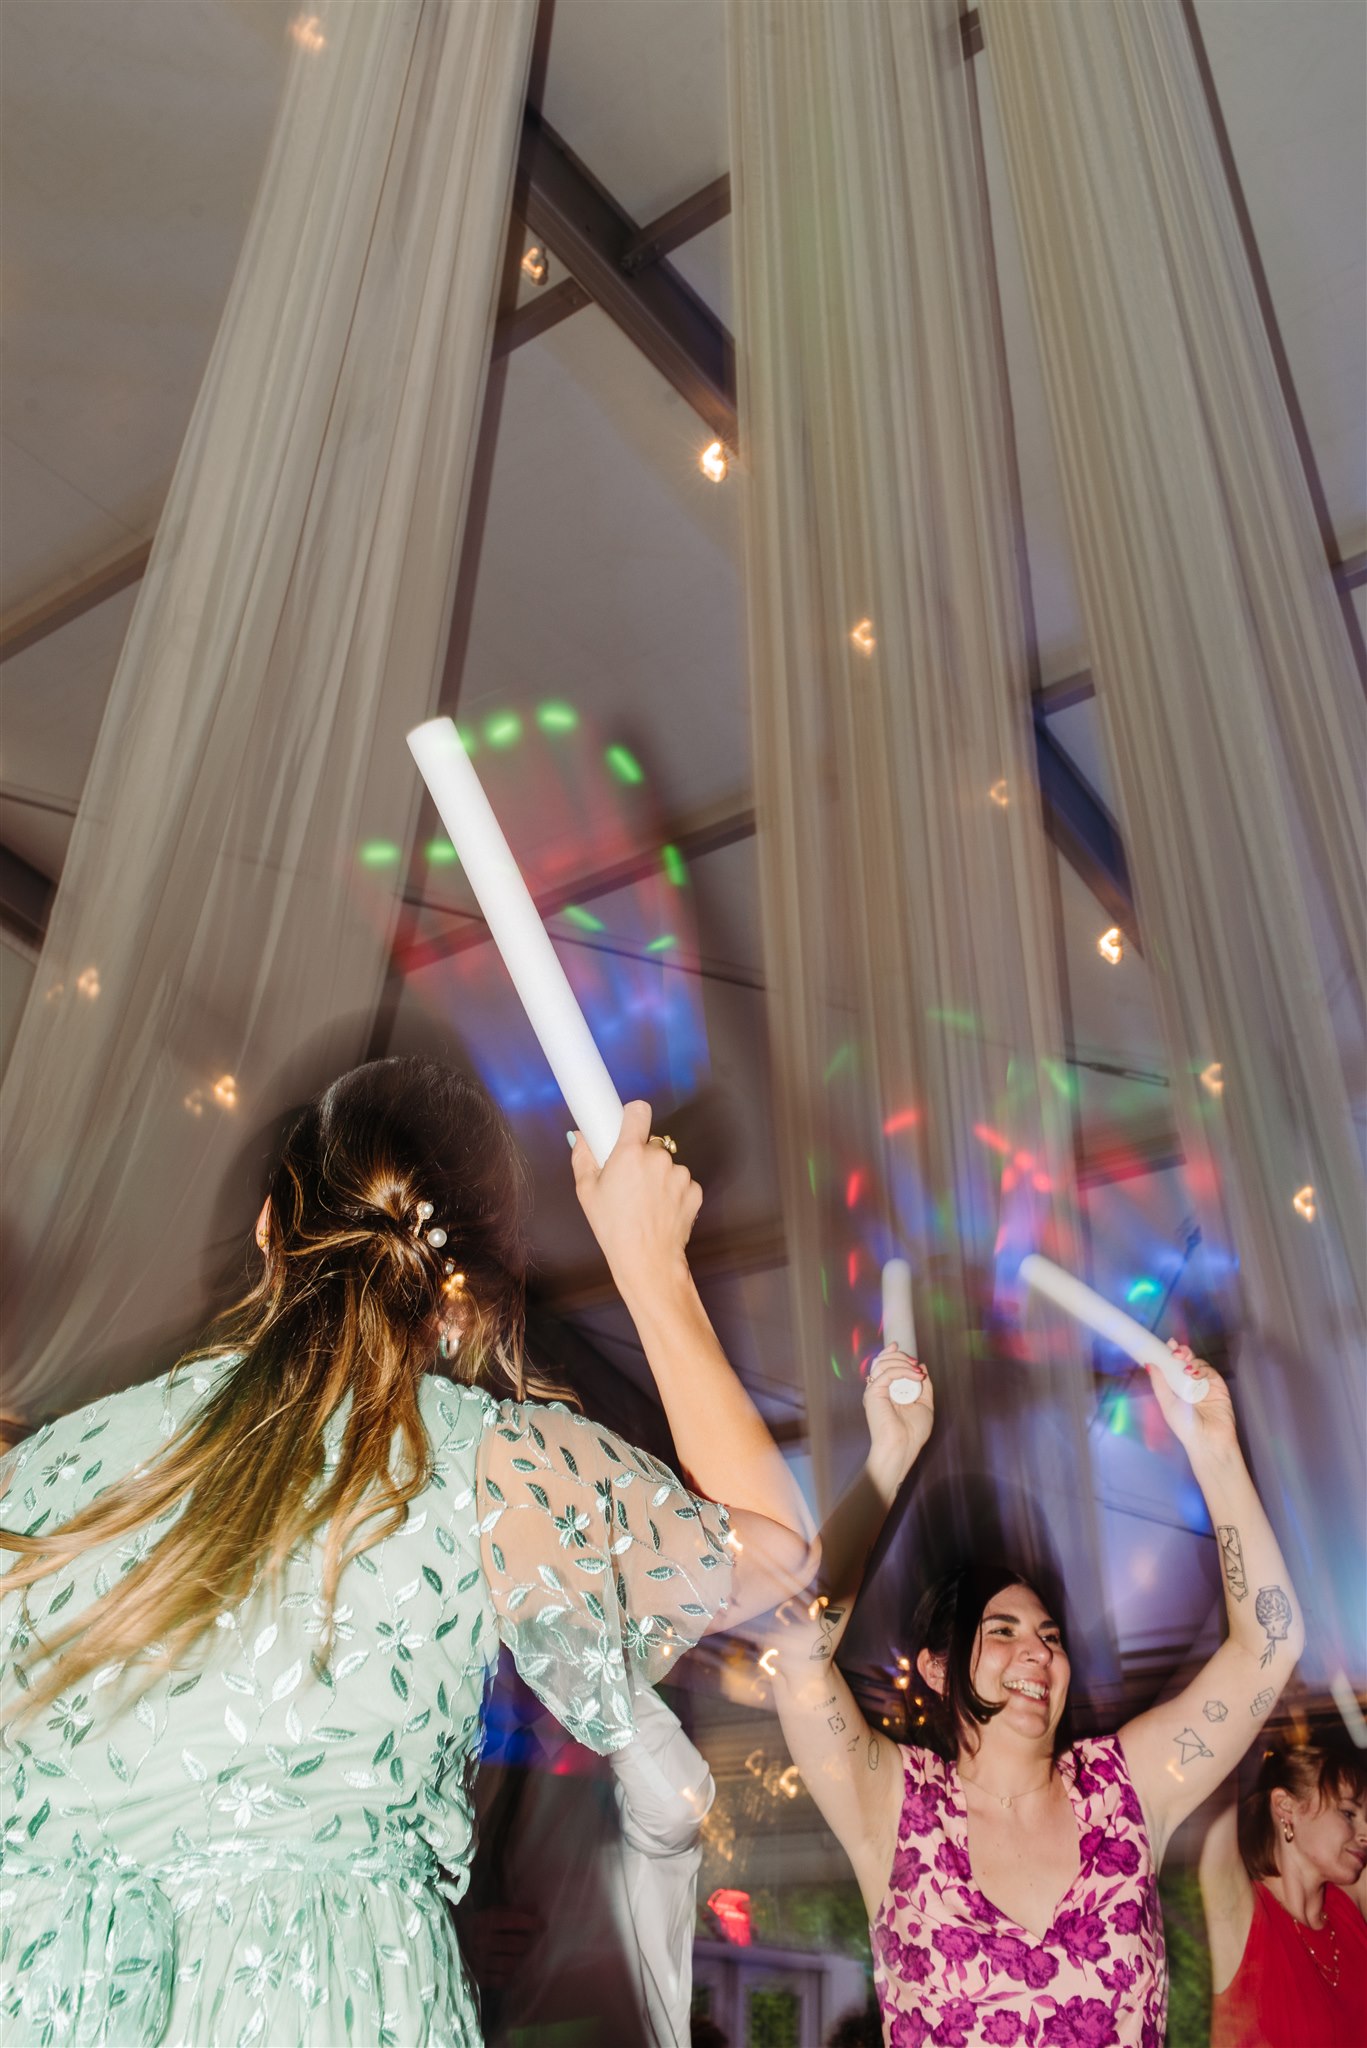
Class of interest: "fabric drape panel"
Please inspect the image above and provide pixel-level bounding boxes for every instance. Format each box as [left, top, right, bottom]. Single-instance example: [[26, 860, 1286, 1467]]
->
[[1, 0, 536, 1420], [981, 0, 1366, 1678], [728, 0, 1113, 1678]]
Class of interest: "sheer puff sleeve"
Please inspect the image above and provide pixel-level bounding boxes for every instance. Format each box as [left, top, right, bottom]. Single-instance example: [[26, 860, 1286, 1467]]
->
[[474, 1399, 735, 1754]]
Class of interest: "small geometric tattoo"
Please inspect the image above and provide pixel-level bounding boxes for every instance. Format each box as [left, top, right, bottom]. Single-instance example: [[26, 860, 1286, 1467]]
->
[[1202, 1700, 1228, 1723], [1250, 1688, 1274, 1716], [1174, 1727, 1214, 1765]]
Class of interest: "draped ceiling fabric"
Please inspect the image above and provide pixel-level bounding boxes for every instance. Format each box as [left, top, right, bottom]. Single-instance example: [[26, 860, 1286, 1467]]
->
[[1, 0, 537, 1422], [729, 0, 1114, 1683], [981, 0, 1367, 1680]]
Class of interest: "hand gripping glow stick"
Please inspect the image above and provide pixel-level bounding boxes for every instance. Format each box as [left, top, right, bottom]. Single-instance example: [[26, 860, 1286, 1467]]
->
[[881, 1258, 922, 1405], [407, 717, 625, 1165], [1019, 1254, 1208, 1403]]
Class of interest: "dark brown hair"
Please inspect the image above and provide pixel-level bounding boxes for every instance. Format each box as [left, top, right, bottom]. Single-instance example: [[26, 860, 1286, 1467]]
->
[[2, 1056, 564, 1717], [913, 1560, 1069, 1757], [1241, 1732, 1367, 1879]]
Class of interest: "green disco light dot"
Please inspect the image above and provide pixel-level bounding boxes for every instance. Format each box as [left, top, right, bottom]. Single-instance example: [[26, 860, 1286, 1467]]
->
[[1126, 1277, 1160, 1305], [457, 726, 477, 755], [645, 934, 677, 953], [425, 839, 458, 866], [1110, 1398, 1130, 1436], [661, 843, 688, 888], [359, 840, 401, 869], [605, 743, 645, 785], [562, 905, 605, 932], [536, 702, 579, 733], [484, 712, 522, 748]]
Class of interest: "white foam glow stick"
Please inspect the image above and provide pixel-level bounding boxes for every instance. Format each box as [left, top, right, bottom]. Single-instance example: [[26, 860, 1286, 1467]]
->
[[407, 717, 625, 1165], [1019, 1254, 1208, 1403], [881, 1258, 921, 1404]]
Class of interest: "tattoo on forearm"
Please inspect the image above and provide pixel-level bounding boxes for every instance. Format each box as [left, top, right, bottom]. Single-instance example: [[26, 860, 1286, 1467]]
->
[[1217, 1525, 1248, 1602], [809, 1605, 846, 1661], [1175, 1727, 1214, 1765], [867, 1737, 881, 1771], [1254, 1585, 1292, 1667], [1202, 1699, 1228, 1722], [1251, 1688, 1274, 1716], [827, 1710, 846, 1733]]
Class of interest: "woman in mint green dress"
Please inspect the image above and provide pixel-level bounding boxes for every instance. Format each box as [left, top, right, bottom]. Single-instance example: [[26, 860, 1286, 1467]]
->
[[0, 1058, 809, 2046]]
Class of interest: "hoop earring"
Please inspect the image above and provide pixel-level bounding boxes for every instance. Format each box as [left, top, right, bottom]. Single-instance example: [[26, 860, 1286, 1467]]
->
[[438, 1331, 456, 1362], [1281, 1821, 1295, 1843]]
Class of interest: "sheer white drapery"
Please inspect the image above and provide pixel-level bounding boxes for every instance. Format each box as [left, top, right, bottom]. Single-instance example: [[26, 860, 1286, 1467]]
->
[[728, 0, 1111, 1668], [981, 0, 1366, 1675], [1, 0, 536, 1420]]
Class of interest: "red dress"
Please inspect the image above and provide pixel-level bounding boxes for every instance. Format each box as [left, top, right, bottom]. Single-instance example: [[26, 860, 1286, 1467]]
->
[[1211, 1881, 1367, 2048]]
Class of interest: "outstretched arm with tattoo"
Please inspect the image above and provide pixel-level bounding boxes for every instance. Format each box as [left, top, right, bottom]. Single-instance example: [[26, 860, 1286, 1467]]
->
[[1119, 1344, 1304, 1865], [762, 1348, 933, 1914]]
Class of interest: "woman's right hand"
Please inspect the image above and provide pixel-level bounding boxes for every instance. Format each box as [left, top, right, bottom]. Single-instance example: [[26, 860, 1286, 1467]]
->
[[570, 1099, 703, 1297], [863, 1345, 934, 1492]]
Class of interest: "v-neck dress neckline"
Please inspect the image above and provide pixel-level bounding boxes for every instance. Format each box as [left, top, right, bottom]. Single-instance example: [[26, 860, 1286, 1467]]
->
[[871, 1733, 1167, 2046], [947, 1752, 1084, 1942]]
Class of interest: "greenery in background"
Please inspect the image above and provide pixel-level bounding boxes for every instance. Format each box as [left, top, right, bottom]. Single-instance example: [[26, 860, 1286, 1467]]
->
[[747, 1987, 800, 2048], [741, 1880, 874, 1968], [1162, 1864, 1212, 2048]]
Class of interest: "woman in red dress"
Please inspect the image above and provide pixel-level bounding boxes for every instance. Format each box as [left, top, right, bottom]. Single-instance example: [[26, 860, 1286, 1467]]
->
[[1201, 1732, 1367, 2046]]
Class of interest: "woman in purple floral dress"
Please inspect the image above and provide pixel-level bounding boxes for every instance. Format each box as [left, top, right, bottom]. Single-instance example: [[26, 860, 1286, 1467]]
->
[[765, 1343, 1302, 2047]]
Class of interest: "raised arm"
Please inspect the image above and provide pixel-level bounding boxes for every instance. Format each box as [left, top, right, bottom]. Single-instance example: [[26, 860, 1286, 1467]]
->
[[570, 1102, 814, 1622], [761, 1348, 933, 1914], [1119, 1345, 1304, 1864], [1198, 1799, 1255, 1996]]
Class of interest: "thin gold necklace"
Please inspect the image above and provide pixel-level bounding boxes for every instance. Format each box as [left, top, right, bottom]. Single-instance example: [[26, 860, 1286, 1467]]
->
[[1292, 1913, 1340, 1991], [960, 1765, 1056, 1812]]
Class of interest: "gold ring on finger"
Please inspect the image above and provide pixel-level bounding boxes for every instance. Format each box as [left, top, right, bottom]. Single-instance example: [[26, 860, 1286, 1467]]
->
[[649, 1134, 678, 1156]]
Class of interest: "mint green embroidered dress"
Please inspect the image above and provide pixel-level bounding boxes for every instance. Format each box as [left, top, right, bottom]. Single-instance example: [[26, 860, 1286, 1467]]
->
[[0, 1365, 733, 2046]]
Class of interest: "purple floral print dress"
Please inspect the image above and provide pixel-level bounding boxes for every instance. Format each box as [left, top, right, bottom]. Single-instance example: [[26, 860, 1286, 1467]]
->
[[872, 1736, 1166, 2048]]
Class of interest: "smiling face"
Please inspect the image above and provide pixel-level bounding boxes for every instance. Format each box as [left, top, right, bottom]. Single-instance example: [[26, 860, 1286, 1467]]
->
[[969, 1584, 1071, 1744], [1277, 1782, 1367, 1889]]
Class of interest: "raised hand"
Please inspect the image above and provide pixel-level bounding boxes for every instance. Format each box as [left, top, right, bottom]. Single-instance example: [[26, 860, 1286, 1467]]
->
[[1145, 1341, 1239, 1464], [570, 1100, 703, 1295], [863, 1345, 934, 1489]]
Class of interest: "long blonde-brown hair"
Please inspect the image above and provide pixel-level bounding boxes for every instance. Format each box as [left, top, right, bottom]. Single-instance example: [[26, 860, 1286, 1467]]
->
[[2, 1056, 563, 1718]]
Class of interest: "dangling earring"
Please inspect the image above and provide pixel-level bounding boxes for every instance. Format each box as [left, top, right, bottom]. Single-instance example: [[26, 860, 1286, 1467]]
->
[[1281, 1821, 1295, 1843], [438, 1330, 457, 1361]]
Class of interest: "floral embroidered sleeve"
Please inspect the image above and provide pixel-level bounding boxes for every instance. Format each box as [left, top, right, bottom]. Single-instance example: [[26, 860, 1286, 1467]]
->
[[473, 1399, 734, 1754]]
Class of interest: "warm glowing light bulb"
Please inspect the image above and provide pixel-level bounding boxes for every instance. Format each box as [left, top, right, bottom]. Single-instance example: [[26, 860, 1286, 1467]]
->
[[777, 1765, 801, 1800], [700, 440, 728, 483], [1200, 1062, 1224, 1097], [850, 618, 876, 656], [212, 1074, 239, 1110], [183, 1091, 204, 1118], [76, 966, 101, 1000], [1292, 1185, 1316, 1222], [989, 778, 1010, 808], [289, 14, 326, 53], [758, 1648, 778, 1678], [520, 245, 549, 286], [1097, 927, 1124, 966], [894, 1674, 910, 1691]]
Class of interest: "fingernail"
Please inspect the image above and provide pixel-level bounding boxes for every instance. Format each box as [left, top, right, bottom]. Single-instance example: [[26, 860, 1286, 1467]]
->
[[566, 1132, 577, 1148]]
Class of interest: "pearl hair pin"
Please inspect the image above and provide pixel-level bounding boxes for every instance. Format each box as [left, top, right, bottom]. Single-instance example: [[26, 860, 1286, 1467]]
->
[[413, 1199, 448, 1249]]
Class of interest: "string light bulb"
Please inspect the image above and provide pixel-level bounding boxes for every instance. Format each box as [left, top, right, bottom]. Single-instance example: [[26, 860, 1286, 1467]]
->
[[1097, 927, 1124, 966], [1200, 1062, 1224, 1097], [289, 14, 326, 53], [75, 966, 101, 1000], [520, 245, 549, 286], [699, 440, 729, 483], [212, 1074, 239, 1110], [1292, 1185, 1317, 1222], [850, 618, 876, 656], [989, 778, 1010, 808]]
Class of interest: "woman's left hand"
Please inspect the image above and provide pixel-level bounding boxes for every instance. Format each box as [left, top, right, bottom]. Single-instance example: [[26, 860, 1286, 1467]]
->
[[1145, 1342, 1239, 1464]]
